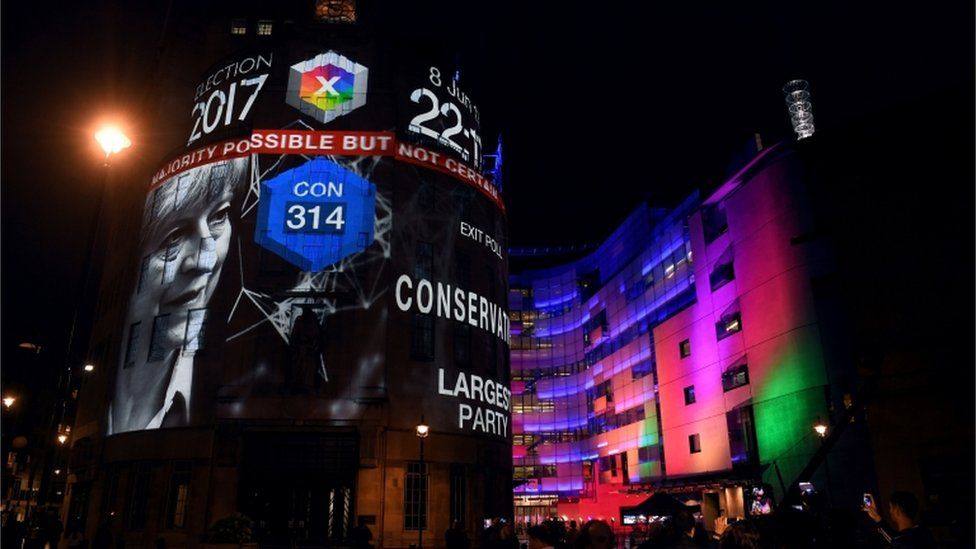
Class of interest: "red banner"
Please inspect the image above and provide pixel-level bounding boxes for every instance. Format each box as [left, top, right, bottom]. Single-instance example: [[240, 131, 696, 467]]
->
[[249, 130, 397, 156], [152, 130, 505, 212], [394, 142, 504, 211], [150, 138, 251, 188]]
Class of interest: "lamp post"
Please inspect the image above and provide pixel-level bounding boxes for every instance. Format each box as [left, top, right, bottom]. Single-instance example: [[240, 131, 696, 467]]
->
[[415, 417, 430, 549], [813, 418, 827, 438], [60, 126, 130, 388], [813, 417, 832, 504], [29, 127, 131, 521]]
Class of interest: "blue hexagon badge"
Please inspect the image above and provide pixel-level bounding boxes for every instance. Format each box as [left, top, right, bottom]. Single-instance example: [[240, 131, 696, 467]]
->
[[255, 158, 376, 271]]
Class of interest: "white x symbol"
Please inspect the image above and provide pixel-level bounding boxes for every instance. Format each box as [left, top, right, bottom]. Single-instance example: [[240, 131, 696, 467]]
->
[[315, 75, 340, 96]]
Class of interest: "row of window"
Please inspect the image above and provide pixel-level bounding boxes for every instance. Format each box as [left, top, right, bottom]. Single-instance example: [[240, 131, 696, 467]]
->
[[514, 431, 586, 446], [511, 362, 586, 382], [100, 460, 191, 531], [513, 464, 559, 479], [676, 301, 744, 361], [586, 405, 646, 435], [682, 363, 751, 407], [688, 405, 758, 462], [624, 242, 694, 303], [230, 18, 273, 36], [404, 463, 467, 530], [709, 246, 736, 291], [410, 313, 503, 378], [510, 336, 554, 351]]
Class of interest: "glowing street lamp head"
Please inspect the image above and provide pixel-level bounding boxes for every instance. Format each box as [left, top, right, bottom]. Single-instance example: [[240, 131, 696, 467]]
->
[[813, 419, 828, 438], [57, 434, 69, 445], [84, 364, 95, 373], [95, 126, 132, 157], [18, 342, 42, 353], [2, 397, 15, 409], [416, 422, 430, 439]]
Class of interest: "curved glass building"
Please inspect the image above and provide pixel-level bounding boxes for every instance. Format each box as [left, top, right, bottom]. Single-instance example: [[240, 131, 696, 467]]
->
[[510, 144, 868, 531]]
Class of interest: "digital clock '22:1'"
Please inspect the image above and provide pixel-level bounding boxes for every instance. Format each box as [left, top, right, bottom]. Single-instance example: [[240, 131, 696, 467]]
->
[[407, 66, 482, 169]]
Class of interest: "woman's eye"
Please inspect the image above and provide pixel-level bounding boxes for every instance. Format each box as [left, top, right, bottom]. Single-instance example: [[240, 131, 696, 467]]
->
[[208, 204, 231, 228], [158, 233, 183, 260]]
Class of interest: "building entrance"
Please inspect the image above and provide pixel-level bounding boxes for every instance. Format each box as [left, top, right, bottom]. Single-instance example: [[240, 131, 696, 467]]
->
[[239, 431, 358, 546]]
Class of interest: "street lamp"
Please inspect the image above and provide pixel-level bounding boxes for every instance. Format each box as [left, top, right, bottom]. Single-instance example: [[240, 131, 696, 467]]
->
[[56, 434, 68, 445], [416, 417, 429, 549], [2, 397, 15, 410], [83, 364, 95, 372], [18, 342, 42, 354], [813, 418, 828, 438], [95, 126, 132, 164]]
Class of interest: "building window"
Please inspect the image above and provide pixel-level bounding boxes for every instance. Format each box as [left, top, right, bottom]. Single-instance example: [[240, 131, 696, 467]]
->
[[123, 322, 141, 369], [679, 339, 691, 358], [727, 406, 758, 465], [418, 180, 434, 210], [455, 253, 470, 289], [148, 314, 171, 362], [230, 18, 247, 35], [100, 466, 120, 514], [183, 309, 207, 354], [410, 314, 434, 361], [415, 241, 433, 280], [709, 246, 735, 291], [209, 163, 229, 198], [689, 434, 702, 454], [683, 385, 696, 405], [138, 256, 151, 293], [583, 310, 608, 347], [404, 462, 428, 530], [453, 188, 473, 220], [162, 242, 180, 284], [632, 360, 653, 380], [315, 0, 357, 23], [453, 323, 470, 369], [174, 174, 192, 208], [637, 445, 657, 464], [715, 300, 742, 341], [486, 267, 496, 301], [577, 270, 600, 301], [165, 461, 192, 529], [449, 464, 466, 526], [148, 186, 168, 222], [127, 463, 152, 530], [722, 362, 749, 392], [256, 20, 273, 35], [198, 237, 217, 271], [485, 336, 498, 379], [702, 201, 729, 244]]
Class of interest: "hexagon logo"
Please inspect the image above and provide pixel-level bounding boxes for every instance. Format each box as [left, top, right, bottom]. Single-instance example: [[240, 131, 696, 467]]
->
[[286, 51, 368, 125], [255, 158, 376, 271]]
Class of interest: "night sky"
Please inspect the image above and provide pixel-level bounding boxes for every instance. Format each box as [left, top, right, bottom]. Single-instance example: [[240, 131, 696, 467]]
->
[[2, 2, 973, 411]]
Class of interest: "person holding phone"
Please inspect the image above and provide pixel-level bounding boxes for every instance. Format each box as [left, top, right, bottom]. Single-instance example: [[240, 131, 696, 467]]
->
[[862, 492, 935, 548]]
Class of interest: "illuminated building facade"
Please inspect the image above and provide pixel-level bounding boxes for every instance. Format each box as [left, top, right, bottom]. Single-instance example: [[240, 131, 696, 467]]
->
[[63, 2, 510, 548], [510, 143, 865, 529]]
